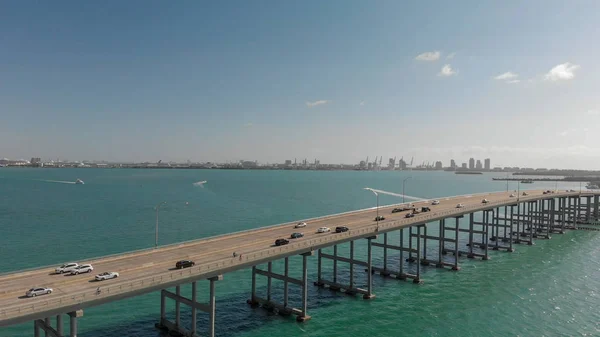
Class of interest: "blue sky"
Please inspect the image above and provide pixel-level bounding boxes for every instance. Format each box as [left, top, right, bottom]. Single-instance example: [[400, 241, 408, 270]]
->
[[1, 1, 599, 168]]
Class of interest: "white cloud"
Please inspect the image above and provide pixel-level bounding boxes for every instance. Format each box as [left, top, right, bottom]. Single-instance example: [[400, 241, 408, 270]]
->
[[446, 52, 456, 59], [544, 62, 580, 81], [507, 80, 520, 84], [306, 100, 330, 108], [359, 101, 365, 106], [585, 109, 599, 115], [494, 72, 519, 80], [415, 51, 440, 61], [438, 64, 457, 77]]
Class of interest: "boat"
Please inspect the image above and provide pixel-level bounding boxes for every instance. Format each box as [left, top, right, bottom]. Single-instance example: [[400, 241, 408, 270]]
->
[[75, 179, 84, 185], [520, 179, 534, 184], [586, 182, 599, 189]]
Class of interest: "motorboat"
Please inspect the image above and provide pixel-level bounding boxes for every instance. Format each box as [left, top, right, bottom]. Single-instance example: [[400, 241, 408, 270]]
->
[[75, 179, 84, 184]]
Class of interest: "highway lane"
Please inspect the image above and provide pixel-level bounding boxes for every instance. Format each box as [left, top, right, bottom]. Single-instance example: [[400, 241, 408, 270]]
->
[[0, 189, 588, 319]]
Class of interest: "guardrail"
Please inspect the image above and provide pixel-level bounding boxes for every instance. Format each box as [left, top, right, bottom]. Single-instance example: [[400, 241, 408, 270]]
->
[[0, 191, 591, 322]]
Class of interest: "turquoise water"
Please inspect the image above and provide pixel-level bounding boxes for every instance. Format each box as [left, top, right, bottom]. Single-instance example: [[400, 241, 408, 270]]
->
[[0, 168, 598, 337]]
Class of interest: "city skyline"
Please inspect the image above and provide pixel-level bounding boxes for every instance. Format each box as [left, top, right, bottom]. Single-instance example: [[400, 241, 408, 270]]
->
[[1, 2, 600, 169]]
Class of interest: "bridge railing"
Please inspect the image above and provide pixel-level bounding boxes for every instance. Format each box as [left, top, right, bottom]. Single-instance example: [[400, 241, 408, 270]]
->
[[0, 192, 583, 321]]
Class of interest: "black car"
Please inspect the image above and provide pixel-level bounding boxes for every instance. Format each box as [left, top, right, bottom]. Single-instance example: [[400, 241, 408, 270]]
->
[[275, 238, 290, 246], [375, 216, 385, 221], [176, 260, 195, 269], [335, 226, 349, 233], [405, 213, 415, 218], [290, 232, 304, 239], [421, 207, 431, 212]]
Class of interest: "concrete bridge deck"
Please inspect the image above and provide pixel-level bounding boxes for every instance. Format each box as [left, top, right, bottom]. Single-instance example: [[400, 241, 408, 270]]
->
[[0, 189, 597, 328]]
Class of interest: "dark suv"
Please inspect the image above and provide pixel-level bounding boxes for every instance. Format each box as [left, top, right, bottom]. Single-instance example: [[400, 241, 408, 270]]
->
[[275, 238, 290, 246], [290, 232, 304, 239], [176, 260, 195, 269], [421, 207, 431, 212], [335, 226, 349, 233], [375, 216, 385, 221]]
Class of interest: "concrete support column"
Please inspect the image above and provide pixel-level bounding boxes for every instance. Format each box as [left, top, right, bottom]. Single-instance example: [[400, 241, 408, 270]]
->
[[527, 203, 534, 245], [586, 196, 591, 223], [594, 195, 600, 221], [407, 226, 414, 262], [298, 253, 311, 322], [316, 250, 322, 285], [333, 245, 338, 283], [437, 219, 444, 268], [160, 287, 166, 324], [349, 241, 355, 289], [453, 217, 460, 270], [251, 266, 257, 304], [68, 310, 83, 337], [383, 232, 388, 273], [483, 211, 490, 260], [414, 225, 422, 283], [398, 229, 405, 278], [56, 315, 63, 337], [284, 257, 289, 307], [267, 262, 272, 302], [175, 285, 181, 328], [208, 277, 217, 337], [508, 206, 514, 252], [468, 213, 474, 257], [561, 198, 566, 232], [364, 236, 375, 299], [421, 225, 428, 265], [191, 281, 197, 336], [34, 322, 40, 337]]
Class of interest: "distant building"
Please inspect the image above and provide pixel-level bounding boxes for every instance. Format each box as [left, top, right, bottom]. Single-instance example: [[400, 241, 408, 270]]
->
[[450, 159, 456, 169], [241, 160, 258, 168], [484, 158, 490, 170], [435, 161, 443, 170], [469, 158, 475, 169], [284, 160, 292, 166], [476, 160, 482, 169], [398, 158, 407, 170], [462, 163, 467, 169], [388, 158, 396, 169], [31, 157, 41, 164]]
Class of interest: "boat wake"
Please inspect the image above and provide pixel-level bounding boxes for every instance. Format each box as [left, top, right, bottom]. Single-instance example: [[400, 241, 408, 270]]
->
[[366, 188, 425, 201], [37, 179, 76, 185], [192, 180, 207, 187]]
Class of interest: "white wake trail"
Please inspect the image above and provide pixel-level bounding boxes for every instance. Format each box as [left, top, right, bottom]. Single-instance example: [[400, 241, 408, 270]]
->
[[367, 188, 425, 201]]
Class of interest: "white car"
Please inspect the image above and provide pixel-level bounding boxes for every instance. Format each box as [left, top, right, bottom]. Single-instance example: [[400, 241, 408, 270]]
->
[[431, 200, 440, 205], [482, 199, 489, 204], [26, 287, 52, 297], [55, 263, 79, 274], [295, 222, 307, 228], [509, 194, 515, 197], [317, 227, 331, 233], [95, 272, 119, 281], [456, 203, 464, 208], [70, 264, 93, 275]]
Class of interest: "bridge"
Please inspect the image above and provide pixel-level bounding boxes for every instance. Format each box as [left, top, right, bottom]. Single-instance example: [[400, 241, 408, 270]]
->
[[1, 189, 599, 337]]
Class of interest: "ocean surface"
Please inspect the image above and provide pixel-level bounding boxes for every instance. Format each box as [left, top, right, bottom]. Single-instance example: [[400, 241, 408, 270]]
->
[[0, 168, 598, 337]]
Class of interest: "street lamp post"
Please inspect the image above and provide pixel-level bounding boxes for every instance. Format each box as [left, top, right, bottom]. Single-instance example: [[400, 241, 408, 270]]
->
[[155, 201, 167, 249], [403, 177, 412, 205]]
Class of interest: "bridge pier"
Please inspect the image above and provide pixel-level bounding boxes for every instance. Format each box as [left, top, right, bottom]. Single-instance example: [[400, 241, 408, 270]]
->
[[466, 211, 491, 259], [318, 237, 378, 297], [371, 227, 421, 282], [35, 311, 81, 337], [157, 276, 222, 337], [249, 252, 313, 322], [488, 207, 514, 251]]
